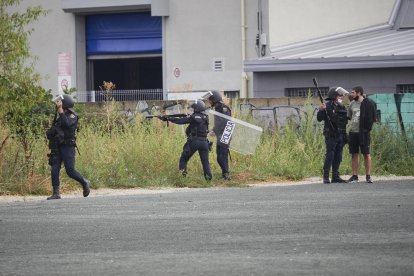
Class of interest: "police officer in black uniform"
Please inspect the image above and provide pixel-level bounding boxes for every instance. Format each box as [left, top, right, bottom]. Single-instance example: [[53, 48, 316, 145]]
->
[[204, 90, 232, 180], [46, 95, 90, 199], [317, 87, 348, 184], [163, 99, 212, 181]]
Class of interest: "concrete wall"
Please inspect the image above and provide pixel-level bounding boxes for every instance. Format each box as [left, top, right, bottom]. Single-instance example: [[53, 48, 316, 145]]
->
[[253, 67, 414, 98], [164, 0, 243, 92], [9, 0, 76, 94], [13, 0, 262, 97], [10, 0, 402, 100], [268, 0, 396, 48]]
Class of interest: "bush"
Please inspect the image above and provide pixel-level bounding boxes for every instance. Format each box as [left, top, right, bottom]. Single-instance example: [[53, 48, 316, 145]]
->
[[0, 101, 413, 195]]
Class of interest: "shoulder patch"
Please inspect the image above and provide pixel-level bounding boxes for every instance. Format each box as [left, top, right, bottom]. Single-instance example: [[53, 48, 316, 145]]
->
[[70, 114, 76, 119]]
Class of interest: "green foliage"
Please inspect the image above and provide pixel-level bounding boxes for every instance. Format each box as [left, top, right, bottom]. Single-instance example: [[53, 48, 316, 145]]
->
[[0, 0, 51, 125], [0, 0, 51, 165], [370, 125, 414, 175], [1, 99, 413, 195]]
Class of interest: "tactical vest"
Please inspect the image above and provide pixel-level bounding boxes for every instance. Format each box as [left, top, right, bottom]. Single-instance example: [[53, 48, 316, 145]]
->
[[186, 112, 209, 137], [323, 101, 347, 137], [334, 104, 348, 134], [57, 111, 78, 145]]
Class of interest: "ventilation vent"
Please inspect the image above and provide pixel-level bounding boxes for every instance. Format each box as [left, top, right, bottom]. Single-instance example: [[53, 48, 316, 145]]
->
[[213, 58, 224, 72]]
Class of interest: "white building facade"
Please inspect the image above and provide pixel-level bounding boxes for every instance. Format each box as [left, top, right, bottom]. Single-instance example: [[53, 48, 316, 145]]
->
[[11, 0, 413, 100]]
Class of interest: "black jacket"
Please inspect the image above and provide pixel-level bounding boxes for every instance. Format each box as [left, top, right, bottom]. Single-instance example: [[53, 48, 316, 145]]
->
[[359, 97, 377, 132], [317, 101, 347, 136]]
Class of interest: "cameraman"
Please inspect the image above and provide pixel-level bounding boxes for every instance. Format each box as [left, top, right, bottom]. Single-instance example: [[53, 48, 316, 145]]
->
[[46, 95, 90, 200]]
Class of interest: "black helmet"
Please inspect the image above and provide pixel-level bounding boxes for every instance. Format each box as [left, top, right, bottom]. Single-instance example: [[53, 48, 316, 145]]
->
[[191, 99, 206, 112], [203, 90, 222, 104], [325, 87, 340, 101], [61, 94, 75, 109], [54, 94, 76, 113]]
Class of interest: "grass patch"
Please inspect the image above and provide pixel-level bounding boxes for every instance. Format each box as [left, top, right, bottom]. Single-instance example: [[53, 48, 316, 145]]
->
[[1, 101, 413, 195]]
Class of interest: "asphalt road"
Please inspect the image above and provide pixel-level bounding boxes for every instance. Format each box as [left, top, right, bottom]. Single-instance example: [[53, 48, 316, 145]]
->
[[1, 180, 414, 276]]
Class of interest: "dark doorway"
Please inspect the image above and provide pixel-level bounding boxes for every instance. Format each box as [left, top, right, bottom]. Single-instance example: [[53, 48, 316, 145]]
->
[[92, 57, 162, 90]]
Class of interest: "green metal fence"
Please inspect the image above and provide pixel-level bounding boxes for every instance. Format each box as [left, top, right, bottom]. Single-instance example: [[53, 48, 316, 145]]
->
[[369, 93, 414, 132]]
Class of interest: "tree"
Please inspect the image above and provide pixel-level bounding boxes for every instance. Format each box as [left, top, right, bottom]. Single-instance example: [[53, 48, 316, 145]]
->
[[0, 0, 50, 161]]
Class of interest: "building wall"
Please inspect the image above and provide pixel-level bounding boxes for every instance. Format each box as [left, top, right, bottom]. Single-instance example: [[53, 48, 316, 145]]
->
[[164, 0, 242, 92], [253, 67, 414, 97], [10, 0, 403, 99], [268, 0, 396, 48], [12, 0, 260, 96], [9, 0, 76, 94]]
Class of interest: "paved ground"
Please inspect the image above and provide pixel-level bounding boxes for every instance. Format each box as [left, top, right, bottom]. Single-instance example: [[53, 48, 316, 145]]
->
[[1, 179, 414, 275]]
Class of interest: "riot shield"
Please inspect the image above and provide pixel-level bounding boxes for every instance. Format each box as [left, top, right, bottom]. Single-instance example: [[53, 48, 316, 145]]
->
[[209, 110, 263, 155]]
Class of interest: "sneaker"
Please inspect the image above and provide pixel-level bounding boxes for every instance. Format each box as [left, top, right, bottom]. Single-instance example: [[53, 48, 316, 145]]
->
[[366, 176, 373, 184], [348, 175, 359, 183], [179, 169, 187, 177], [222, 173, 231, 180]]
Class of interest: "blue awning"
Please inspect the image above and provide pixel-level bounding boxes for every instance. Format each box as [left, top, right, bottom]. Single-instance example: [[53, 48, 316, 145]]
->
[[86, 12, 162, 55]]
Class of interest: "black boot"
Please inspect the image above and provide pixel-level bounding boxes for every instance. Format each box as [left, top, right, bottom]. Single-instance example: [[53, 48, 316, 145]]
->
[[204, 173, 212, 181], [332, 172, 348, 183], [222, 173, 231, 180], [82, 180, 90, 197], [179, 169, 187, 177], [47, 186, 61, 200], [323, 171, 330, 184]]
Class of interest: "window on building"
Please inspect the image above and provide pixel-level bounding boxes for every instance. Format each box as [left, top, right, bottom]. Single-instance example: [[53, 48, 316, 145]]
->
[[285, 87, 329, 97], [396, 84, 414, 93], [224, 90, 239, 99]]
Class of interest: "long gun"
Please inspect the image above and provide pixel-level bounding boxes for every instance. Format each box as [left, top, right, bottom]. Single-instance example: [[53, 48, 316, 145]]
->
[[312, 78, 335, 131], [145, 113, 189, 126]]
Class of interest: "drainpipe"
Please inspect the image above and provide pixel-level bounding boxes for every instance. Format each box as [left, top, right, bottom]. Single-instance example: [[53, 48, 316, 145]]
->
[[241, 0, 249, 99]]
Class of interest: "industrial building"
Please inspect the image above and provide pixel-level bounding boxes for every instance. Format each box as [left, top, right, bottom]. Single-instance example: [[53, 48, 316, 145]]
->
[[11, 0, 414, 101]]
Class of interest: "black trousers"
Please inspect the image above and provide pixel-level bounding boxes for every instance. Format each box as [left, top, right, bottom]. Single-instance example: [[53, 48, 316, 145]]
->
[[323, 134, 346, 174], [51, 144, 87, 188], [216, 144, 229, 175], [179, 139, 212, 179]]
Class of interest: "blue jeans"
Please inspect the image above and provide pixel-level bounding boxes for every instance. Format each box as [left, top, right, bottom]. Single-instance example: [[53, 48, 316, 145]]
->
[[323, 134, 345, 174], [51, 144, 87, 187]]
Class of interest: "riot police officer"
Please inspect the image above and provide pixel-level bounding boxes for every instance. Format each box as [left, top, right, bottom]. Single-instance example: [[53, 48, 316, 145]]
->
[[204, 90, 232, 180], [317, 87, 348, 184], [46, 94, 90, 199], [163, 99, 212, 181]]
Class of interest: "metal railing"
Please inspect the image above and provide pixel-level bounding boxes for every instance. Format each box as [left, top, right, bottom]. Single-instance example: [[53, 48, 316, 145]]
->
[[76, 89, 164, 102]]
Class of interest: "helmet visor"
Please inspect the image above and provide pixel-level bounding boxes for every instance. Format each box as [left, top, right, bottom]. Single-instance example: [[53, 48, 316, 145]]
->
[[202, 91, 213, 101], [52, 94, 64, 102], [336, 87, 349, 96]]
